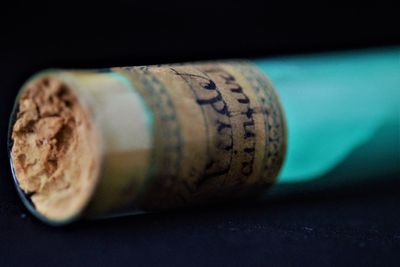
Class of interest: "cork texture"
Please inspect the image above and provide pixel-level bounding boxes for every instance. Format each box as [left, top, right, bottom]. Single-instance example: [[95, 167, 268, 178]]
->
[[10, 77, 101, 221]]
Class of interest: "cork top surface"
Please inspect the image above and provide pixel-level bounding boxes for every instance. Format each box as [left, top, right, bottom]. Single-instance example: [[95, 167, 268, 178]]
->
[[10, 77, 101, 221]]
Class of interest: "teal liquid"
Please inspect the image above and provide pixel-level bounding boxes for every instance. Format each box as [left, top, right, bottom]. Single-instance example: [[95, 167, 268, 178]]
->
[[254, 47, 400, 186]]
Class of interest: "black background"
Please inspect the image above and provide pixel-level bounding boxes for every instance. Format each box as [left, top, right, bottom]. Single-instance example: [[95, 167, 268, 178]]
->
[[1, 1, 399, 266]]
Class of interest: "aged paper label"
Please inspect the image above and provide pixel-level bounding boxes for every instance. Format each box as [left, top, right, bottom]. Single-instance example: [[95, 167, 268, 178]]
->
[[114, 61, 287, 210]]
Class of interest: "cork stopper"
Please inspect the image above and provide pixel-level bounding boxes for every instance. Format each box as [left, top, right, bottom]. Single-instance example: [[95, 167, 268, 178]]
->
[[9, 61, 287, 224]]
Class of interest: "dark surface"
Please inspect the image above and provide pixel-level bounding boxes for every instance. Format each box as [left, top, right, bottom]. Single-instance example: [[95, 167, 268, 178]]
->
[[1, 2, 399, 266]]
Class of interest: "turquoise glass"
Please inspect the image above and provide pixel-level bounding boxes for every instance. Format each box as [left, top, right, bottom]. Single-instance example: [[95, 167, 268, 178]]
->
[[255, 47, 400, 187]]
